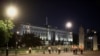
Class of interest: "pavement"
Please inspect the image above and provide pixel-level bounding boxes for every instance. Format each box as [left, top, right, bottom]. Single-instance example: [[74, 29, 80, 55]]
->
[[0, 51, 100, 56]]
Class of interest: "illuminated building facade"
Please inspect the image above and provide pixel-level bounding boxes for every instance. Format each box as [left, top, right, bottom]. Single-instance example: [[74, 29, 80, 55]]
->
[[18, 24, 73, 45]]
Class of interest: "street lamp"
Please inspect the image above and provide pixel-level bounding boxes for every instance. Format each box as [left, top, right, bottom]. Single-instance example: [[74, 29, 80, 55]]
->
[[65, 22, 72, 29], [65, 22, 73, 46], [6, 5, 18, 19], [16, 31, 19, 34], [15, 31, 20, 56], [5, 5, 18, 56], [16, 31, 21, 48]]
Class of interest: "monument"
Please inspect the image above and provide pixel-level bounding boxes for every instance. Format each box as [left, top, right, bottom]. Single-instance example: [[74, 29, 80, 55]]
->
[[93, 31, 98, 51], [79, 26, 85, 49]]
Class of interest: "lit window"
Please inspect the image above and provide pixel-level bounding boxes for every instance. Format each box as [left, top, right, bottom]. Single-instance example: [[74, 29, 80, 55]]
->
[[55, 37, 58, 41], [68, 38, 73, 41], [88, 37, 93, 40], [60, 37, 63, 41]]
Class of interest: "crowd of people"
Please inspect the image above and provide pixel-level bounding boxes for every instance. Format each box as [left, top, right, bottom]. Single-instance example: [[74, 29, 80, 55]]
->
[[3, 45, 84, 56], [42, 45, 84, 55], [27, 45, 84, 55], [47, 46, 62, 54], [72, 45, 84, 55]]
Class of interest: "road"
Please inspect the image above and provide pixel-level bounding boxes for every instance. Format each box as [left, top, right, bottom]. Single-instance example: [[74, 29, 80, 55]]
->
[[1, 51, 100, 56]]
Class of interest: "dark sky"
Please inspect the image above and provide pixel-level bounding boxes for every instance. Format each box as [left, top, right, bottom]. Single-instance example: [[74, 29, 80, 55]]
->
[[0, 0, 100, 33]]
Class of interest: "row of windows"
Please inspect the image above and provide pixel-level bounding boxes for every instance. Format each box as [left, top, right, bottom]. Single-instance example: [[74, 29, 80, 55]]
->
[[19, 25, 71, 42]]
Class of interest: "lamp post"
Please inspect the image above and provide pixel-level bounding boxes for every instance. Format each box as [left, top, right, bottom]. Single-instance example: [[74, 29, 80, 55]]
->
[[5, 5, 18, 56], [65, 22, 73, 46], [15, 31, 19, 56]]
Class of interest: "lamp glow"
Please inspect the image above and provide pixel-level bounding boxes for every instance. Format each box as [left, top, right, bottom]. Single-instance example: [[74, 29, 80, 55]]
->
[[6, 6, 18, 18], [66, 22, 72, 28]]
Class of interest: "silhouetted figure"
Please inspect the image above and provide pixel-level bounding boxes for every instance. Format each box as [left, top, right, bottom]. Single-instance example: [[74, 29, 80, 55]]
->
[[58, 47, 61, 54], [55, 47, 58, 53], [63, 47, 68, 52], [42, 46, 45, 54], [43, 50, 45, 54], [79, 45, 84, 54], [6, 47, 8, 56], [15, 49, 17, 56], [29, 47, 32, 54], [72, 45, 78, 55], [75, 47, 78, 55], [52, 47, 54, 53], [65, 48, 68, 52], [48, 46, 51, 54]]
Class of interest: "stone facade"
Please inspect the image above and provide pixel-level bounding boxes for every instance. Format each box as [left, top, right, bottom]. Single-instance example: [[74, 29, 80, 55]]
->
[[17, 24, 73, 45]]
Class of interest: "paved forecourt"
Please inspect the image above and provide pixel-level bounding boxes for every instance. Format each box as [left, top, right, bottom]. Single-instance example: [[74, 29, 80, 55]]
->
[[4, 51, 100, 56]]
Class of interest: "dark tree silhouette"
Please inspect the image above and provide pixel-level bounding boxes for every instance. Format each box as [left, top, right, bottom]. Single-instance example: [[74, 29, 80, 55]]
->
[[8, 33, 16, 48], [73, 33, 78, 45], [21, 33, 42, 47], [0, 28, 6, 47]]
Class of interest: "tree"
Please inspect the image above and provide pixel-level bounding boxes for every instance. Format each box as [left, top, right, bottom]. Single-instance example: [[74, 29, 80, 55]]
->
[[21, 33, 42, 47], [0, 19, 14, 47], [8, 33, 16, 47], [0, 28, 6, 47]]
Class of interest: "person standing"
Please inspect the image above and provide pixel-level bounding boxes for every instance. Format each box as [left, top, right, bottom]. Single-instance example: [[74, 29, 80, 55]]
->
[[79, 45, 84, 54], [72, 45, 75, 54], [29, 47, 32, 54], [6, 47, 9, 56], [42, 46, 45, 54], [74, 45, 78, 55], [48, 46, 51, 54], [65, 48, 68, 52], [58, 46, 61, 54], [72, 45, 78, 55], [55, 47, 58, 53]]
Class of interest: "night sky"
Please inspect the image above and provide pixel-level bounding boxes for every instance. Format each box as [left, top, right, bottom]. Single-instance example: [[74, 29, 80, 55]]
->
[[0, 0, 100, 34]]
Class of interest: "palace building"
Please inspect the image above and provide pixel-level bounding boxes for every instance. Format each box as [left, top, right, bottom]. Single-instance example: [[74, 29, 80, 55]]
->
[[17, 24, 73, 45]]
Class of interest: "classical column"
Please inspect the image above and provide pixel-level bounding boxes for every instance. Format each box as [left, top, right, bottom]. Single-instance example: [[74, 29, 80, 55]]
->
[[55, 32, 58, 41], [79, 26, 85, 48], [69, 32, 73, 42], [93, 32, 98, 51]]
